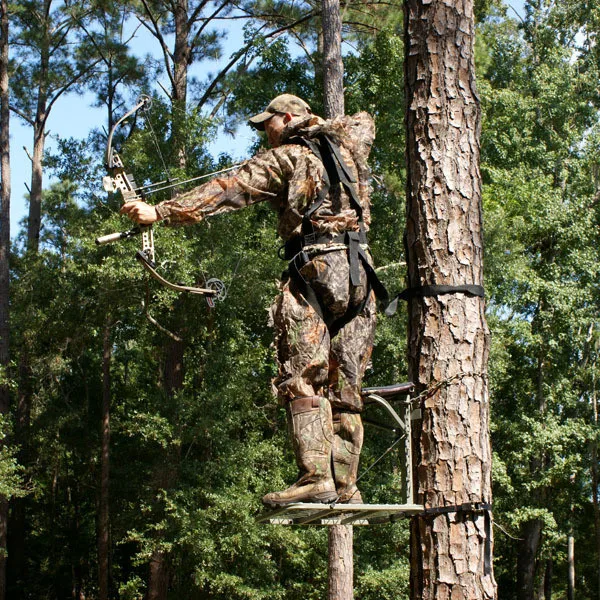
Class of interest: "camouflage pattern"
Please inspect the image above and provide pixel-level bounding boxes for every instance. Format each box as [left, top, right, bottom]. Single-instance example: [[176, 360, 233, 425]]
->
[[332, 410, 364, 503], [262, 396, 337, 506], [288, 396, 334, 482], [270, 248, 376, 412], [154, 113, 375, 241]]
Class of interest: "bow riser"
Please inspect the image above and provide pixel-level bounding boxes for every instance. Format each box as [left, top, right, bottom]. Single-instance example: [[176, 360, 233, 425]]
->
[[96, 96, 224, 305]]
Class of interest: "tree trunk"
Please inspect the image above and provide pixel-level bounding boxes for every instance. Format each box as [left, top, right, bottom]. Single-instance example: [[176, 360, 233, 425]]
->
[[591, 371, 600, 600], [328, 526, 353, 600], [517, 519, 542, 600], [567, 530, 574, 600], [404, 1, 496, 598], [27, 119, 46, 252], [147, 337, 184, 600], [27, 32, 49, 252], [172, 0, 190, 169], [0, 0, 10, 595], [98, 319, 112, 600], [147, 551, 170, 600], [321, 3, 353, 598], [322, 0, 344, 119]]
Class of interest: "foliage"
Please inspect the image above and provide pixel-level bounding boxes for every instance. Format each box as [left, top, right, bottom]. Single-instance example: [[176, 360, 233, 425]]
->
[[4, 0, 600, 598], [479, 1, 600, 596]]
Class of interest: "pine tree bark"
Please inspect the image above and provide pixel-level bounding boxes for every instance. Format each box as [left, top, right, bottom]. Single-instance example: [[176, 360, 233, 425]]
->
[[26, 18, 51, 253], [322, 2, 353, 597], [404, 0, 496, 598], [567, 530, 574, 600], [322, 0, 344, 119], [147, 337, 184, 600], [0, 0, 10, 595], [147, 552, 170, 600], [517, 519, 542, 600], [172, 0, 190, 169], [592, 375, 600, 600], [328, 526, 353, 600]]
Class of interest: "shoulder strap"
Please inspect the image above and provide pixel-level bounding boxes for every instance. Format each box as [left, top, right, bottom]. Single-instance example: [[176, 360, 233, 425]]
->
[[286, 134, 364, 235]]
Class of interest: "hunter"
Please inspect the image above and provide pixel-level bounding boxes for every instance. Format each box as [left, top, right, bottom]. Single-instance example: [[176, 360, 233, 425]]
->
[[121, 94, 386, 507]]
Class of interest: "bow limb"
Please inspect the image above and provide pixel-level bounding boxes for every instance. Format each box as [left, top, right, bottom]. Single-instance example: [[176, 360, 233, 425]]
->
[[102, 96, 155, 263], [96, 97, 222, 301], [105, 95, 151, 169]]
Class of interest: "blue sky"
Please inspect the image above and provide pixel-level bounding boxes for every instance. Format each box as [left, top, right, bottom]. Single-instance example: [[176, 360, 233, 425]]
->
[[8, 18, 256, 238], [8, 0, 526, 238]]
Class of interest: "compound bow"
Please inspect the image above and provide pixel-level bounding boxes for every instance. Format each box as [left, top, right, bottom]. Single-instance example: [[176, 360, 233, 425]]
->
[[95, 96, 227, 306]]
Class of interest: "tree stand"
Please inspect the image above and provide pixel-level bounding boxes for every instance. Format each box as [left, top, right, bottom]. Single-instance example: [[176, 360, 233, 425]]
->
[[258, 382, 425, 526]]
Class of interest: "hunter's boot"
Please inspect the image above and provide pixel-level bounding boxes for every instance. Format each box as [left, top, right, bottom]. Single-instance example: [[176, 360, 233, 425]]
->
[[332, 411, 364, 504], [262, 396, 337, 507]]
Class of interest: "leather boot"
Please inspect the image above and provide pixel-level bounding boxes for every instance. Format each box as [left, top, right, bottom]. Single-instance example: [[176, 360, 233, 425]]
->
[[332, 411, 364, 504], [262, 396, 337, 507]]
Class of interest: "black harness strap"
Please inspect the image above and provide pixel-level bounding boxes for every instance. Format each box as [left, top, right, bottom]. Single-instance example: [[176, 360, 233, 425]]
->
[[287, 243, 379, 339], [280, 134, 389, 336], [286, 133, 365, 237]]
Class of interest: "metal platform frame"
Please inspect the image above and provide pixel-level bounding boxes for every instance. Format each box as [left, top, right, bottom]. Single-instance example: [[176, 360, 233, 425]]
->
[[257, 502, 424, 526], [258, 383, 425, 526]]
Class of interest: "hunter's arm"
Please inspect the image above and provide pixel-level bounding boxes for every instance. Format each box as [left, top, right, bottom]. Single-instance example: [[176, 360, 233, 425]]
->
[[154, 148, 295, 225]]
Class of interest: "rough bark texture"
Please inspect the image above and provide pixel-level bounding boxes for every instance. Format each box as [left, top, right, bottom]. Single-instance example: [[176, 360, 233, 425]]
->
[[148, 552, 170, 600], [404, 1, 496, 598], [567, 531, 574, 600], [593, 380, 600, 600], [322, 0, 344, 119], [516, 519, 542, 600], [172, 0, 189, 169], [26, 17, 50, 253], [328, 526, 353, 600], [0, 0, 10, 595], [27, 120, 45, 252], [98, 320, 112, 600], [321, 6, 353, 596]]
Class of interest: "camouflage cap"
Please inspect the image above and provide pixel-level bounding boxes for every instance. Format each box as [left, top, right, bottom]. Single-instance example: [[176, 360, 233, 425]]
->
[[248, 94, 312, 130]]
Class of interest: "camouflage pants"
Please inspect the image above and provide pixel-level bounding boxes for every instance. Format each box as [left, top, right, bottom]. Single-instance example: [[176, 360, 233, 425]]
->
[[271, 248, 376, 412]]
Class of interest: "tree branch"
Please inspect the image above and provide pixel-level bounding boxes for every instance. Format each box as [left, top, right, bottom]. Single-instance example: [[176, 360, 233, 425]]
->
[[9, 105, 34, 127], [196, 11, 315, 110], [189, 0, 230, 51], [137, 0, 176, 91]]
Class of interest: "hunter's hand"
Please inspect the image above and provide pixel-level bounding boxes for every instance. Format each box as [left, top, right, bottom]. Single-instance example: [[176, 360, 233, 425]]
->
[[120, 201, 160, 225]]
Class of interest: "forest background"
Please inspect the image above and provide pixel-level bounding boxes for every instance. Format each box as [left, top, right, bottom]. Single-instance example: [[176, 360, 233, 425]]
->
[[1, 0, 600, 598]]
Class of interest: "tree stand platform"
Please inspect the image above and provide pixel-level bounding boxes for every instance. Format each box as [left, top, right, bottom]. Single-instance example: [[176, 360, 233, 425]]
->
[[258, 382, 425, 526], [257, 502, 424, 526]]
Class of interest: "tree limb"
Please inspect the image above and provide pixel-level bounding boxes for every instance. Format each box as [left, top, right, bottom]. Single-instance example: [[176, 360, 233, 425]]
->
[[196, 11, 315, 110]]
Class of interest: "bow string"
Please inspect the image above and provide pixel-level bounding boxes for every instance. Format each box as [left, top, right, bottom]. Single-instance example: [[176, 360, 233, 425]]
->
[[96, 95, 228, 305]]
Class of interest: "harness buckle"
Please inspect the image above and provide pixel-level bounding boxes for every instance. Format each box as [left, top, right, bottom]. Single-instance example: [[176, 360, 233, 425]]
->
[[303, 232, 319, 246]]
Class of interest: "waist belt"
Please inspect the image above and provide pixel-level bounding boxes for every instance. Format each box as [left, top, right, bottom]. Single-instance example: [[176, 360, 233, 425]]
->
[[280, 230, 367, 260], [281, 230, 389, 337]]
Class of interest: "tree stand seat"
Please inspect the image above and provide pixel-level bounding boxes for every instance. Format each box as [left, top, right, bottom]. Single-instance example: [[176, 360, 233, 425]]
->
[[258, 382, 425, 526]]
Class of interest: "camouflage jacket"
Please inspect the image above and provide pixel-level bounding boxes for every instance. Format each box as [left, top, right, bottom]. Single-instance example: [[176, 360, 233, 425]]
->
[[154, 112, 376, 241]]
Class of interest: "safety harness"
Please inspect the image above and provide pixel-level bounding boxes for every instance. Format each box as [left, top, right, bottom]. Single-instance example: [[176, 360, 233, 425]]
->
[[280, 133, 389, 337]]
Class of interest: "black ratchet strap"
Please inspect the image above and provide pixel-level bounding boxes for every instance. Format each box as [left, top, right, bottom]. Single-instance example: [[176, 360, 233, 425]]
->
[[385, 284, 485, 317], [420, 502, 493, 576]]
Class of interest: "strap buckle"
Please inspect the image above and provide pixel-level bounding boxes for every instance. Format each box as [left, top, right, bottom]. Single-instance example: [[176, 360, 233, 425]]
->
[[303, 232, 319, 246]]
